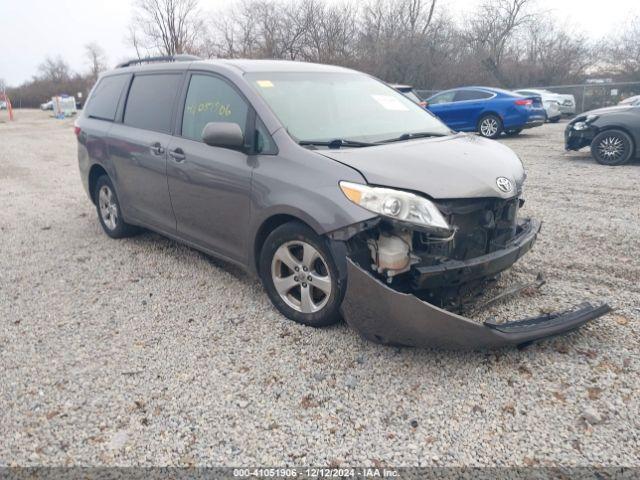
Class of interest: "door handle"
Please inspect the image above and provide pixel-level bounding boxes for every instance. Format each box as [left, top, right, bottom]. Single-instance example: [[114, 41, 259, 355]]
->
[[169, 148, 186, 162], [150, 142, 165, 155]]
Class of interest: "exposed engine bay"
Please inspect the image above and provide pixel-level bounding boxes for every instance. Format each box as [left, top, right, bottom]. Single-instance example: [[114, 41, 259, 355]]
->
[[339, 195, 530, 308]]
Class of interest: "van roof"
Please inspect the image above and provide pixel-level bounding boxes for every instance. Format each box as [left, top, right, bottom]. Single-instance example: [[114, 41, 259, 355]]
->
[[111, 56, 355, 75]]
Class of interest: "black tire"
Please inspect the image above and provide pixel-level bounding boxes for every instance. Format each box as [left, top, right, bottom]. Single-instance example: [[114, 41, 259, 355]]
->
[[549, 116, 561, 123], [591, 129, 634, 166], [504, 128, 523, 136], [259, 222, 346, 327], [477, 114, 503, 139], [93, 175, 138, 238]]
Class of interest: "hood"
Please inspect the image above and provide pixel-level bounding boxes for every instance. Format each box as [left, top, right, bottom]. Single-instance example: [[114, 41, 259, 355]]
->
[[317, 133, 525, 200], [578, 105, 637, 117]]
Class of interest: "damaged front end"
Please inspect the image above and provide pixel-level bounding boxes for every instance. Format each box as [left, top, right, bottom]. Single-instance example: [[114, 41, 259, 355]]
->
[[331, 195, 611, 350]]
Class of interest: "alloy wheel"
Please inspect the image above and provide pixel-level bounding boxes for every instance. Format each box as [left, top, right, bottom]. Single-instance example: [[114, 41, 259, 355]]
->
[[98, 185, 118, 230], [480, 118, 499, 137], [271, 240, 332, 314], [597, 136, 625, 162]]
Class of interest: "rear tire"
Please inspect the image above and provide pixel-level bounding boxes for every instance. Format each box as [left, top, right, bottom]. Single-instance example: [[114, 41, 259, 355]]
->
[[591, 129, 634, 166], [94, 175, 138, 238], [478, 114, 503, 139], [259, 222, 345, 327]]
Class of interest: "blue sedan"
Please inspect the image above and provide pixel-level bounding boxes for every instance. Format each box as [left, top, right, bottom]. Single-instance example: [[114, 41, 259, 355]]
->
[[425, 87, 546, 138]]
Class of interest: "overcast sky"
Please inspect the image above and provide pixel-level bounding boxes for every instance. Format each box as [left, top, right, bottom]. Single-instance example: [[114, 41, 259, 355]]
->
[[0, 0, 638, 86]]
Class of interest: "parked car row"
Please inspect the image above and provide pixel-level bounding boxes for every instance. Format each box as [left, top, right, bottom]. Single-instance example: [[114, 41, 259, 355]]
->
[[395, 84, 640, 166], [394, 85, 577, 139]]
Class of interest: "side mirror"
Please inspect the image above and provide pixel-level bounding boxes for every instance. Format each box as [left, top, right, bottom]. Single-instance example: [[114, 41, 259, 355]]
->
[[202, 122, 244, 150]]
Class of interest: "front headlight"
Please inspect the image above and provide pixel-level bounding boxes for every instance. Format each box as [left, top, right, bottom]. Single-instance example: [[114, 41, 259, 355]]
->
[[573, 114, 599, 131], [339, 181, 450, 232]]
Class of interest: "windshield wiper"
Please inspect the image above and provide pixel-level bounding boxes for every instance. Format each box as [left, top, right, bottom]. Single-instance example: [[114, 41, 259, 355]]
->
[[298, 138, 378, 149], [379, 132, 447, 144]]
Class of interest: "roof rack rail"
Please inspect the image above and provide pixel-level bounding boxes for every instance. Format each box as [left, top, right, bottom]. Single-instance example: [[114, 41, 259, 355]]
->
[[116, 54, 201, 69]]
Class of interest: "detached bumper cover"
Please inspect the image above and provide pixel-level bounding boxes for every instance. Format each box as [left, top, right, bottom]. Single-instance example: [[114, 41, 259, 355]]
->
[[341, 258, 611, 350]]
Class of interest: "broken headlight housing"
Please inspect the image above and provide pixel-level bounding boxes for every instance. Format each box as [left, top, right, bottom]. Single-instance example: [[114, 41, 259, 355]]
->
[[572, 114, 599, 131], [339, 181, 451, 234]]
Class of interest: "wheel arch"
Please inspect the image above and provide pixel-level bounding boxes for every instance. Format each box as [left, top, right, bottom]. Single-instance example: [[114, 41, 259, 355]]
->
[[252, 213, 320, 274], [593, 125, 636, 151], [88, 164, 109, 204]]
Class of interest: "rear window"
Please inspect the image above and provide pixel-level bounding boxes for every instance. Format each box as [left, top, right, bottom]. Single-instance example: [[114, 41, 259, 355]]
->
[[85, 75, 129, 121], [124, 73, 182, 133]]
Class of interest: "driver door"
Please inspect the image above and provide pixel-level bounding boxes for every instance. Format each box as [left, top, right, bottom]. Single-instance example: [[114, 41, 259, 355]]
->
[[166, 73, 253, 263]]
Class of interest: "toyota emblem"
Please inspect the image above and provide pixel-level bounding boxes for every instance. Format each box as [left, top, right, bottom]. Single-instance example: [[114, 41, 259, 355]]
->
[[496, 177, 513, 193]]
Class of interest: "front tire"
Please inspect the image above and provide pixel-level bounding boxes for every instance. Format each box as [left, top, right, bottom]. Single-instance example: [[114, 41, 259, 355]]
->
[[94, 175, 138, 238], [591, 129, 634, 166], [478, 114, 503, 139], [259, 222, 345, 327]]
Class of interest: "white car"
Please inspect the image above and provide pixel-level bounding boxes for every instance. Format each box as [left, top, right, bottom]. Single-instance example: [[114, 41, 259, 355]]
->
[[556, 93, 576, 116], [514, 89, 562, 123], [619, 95, 640, 106], [0, 100, 7, 110], [40, 100, 53, 110]]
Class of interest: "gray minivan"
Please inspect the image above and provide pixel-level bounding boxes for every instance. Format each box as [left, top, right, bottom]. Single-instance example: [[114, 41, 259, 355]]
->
[[76, 56, 609, 349]]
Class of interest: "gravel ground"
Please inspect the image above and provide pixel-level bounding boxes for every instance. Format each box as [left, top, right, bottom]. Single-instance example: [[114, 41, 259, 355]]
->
[[1, 109, 638, 467]]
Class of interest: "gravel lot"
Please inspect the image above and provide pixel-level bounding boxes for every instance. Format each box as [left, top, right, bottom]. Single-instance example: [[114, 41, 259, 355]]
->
[[1, 109, 638, 467]]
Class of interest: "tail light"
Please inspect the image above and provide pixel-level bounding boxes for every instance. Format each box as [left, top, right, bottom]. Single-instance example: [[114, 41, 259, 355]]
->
[[73, 120, 81, 137], [515, 99, 533, 106]]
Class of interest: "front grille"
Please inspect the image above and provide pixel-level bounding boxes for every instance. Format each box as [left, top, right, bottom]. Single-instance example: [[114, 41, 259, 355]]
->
[[420, 197, 520, 261]]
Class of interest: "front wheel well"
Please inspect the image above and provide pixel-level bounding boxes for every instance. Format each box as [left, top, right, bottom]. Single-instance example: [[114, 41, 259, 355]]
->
[[253, 214, 316, 272], [88, 164, 109, 204], [593, 126, 636, 150]]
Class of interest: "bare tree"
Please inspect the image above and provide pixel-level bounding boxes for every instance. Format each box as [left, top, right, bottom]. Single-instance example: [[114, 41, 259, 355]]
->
[[129, 0, 204, 56], [465, 0, 536, 86], [602, 17, 640, 81], [37, 56, 72, 83], [85, 42, 108, 81]]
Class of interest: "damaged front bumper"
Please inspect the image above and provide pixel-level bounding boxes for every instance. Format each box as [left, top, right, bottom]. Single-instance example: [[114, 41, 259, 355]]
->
[[412, 218, 540, 289], [565, 124, 595, 151], [340, 258, 611, 350]]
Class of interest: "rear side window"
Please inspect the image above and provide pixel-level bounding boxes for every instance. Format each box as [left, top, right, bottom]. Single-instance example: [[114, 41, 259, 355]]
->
[[181, 74, 249, 141], [454, 90, 494, 101], [85, 75, 129, 121], [124, 73, 182, 133], [429, 91, 455, 104]]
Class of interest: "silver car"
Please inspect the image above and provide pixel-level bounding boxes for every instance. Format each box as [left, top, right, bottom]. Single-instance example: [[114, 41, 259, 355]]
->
[[514, 89, 562, 122], [76, 57, 609, 349]]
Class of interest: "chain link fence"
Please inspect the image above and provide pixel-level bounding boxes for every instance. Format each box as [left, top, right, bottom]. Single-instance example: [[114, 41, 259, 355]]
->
[[416, 81, 640, 115]]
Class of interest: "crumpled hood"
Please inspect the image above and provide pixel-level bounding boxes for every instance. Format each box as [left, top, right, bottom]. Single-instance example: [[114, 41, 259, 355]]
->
[[318, 133, 526, 199]]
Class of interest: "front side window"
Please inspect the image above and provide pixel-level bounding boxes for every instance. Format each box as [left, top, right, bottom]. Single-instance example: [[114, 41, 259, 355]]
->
[[123, 73, 182, 133], [247, 72, 450, 143], [181, 74, 249, 142], [85, 74, 129, 121]]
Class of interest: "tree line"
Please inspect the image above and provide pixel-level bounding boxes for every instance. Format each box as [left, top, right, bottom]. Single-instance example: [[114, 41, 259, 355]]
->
[[131, 0, 640, 88], [5, 0, 640, 108]]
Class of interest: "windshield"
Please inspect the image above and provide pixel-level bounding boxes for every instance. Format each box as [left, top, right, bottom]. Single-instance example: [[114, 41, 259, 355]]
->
[[246, 72, 450, 143]]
